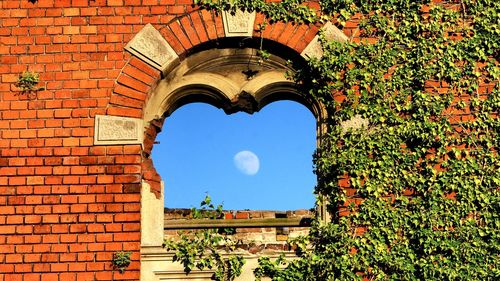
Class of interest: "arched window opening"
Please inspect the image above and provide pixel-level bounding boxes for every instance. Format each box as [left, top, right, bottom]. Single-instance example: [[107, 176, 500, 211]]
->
[[152, 100, 317, 211], [140, 48, 328, 254]]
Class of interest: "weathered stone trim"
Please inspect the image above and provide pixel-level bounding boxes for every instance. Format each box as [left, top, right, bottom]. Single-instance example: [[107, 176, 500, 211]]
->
[[164, 217, 312, 229], [301, 22, 349, 59], [125, 23, 179, 71], [141, 181, 164, 247], [340, 114, 370, 133], [222, 9, 256, 37], [141, 246, 297, 281], [93, 115, 143, 145]]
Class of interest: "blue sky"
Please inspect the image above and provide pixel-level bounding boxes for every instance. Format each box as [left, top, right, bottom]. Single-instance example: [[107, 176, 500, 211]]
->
[[152, 101, 317, 210]]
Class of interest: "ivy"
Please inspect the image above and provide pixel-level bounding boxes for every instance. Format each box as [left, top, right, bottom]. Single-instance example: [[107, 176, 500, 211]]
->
[[194, 0, 322, 24], [163, 195, 245, 281], [176, 1, 499, 280]]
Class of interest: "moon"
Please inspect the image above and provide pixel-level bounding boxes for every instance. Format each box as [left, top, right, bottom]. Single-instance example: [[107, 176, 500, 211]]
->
[[233, 151, 260, 176]]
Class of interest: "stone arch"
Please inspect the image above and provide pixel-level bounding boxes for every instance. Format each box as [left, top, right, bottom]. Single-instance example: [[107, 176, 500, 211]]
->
[[143, 52, 325, 121], [104, 10, 348, 119], [139, 47, 325, 281], [93, 12, 348, 280], [139, 45, 328, 202]]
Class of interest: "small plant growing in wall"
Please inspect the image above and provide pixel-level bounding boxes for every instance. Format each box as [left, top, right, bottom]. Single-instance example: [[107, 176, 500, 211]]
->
[[15, 71, 44, 94], [112, 251, 132, 273], [256, 23, 271, 64]]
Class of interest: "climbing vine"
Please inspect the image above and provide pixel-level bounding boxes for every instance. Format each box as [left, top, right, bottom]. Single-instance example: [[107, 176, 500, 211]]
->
[[177, 1, 500, 280], [163, 195, 245, 281], [195, 0, 322, 24]]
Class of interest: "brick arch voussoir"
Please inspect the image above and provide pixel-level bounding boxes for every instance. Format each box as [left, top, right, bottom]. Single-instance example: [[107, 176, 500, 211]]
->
[[107, 57, 162, 119], [106, 56, 164, 197], [108, 2, 350, 119], [107, 8, 226, 120], [158, 10, 226, 58], [252, 13, 321, 54], [107, 10, 225, 197], [157, 9, 323, 59]]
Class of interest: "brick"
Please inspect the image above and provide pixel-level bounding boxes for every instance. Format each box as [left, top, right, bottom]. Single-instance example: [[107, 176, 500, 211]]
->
[[113, 232, 140, 242], [60, 272, 77, 281], [109, 94, 144, 109], [16, 225, 33, 234], [24, 254, 42, 263], [114, 213, 140, 222], [6, 254, 23, 263], [116, 74, 149, 93], [168, 21, 192, 50], [168, 4, 185, 14], [121, 64, 156, 85], [159, 26, 185, 54], [108, 0, 123, 6], [41, 273, 59, 281], [50, 263, 68, 272], [180, 16, 201, 46], [213, 12, 225, 38], [107, 107, 142, 118], [190, 11, 209, 43], [27, 176, 44, 185], [270, 21, 287, 41], [0, 226, 15, 234]]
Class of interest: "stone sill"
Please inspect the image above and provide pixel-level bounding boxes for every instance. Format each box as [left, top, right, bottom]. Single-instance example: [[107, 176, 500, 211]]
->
[[164, 217, 312, 229]]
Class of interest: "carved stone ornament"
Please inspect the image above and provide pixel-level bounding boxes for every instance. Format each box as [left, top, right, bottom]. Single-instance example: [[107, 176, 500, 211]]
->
[[301, 22, 349, 60], [227, 91, 259, 114], [94, 115, 143, 145], [222, 9, 256, 37], [125, 23, 178, 71]]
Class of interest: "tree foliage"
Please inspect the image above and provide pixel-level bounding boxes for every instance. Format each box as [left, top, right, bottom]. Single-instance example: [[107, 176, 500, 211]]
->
[[182, 1, 500, 279]]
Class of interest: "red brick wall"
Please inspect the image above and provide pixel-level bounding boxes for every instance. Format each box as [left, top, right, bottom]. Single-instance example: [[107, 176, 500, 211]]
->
[[0, 1, 327, 280], [0, 0, 485, 280]]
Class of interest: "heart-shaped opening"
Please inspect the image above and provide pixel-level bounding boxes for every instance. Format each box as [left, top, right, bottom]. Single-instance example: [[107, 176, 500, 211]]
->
[[152, 100, 317, 211]]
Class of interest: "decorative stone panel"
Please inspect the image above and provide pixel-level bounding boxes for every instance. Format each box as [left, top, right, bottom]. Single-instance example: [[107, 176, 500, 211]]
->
[[301, 22, 349, 59], [222, 9, 256, 37], [125, 23, 179, 71], [340, 114, 369, 132], [94, 115, 143, 145]]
